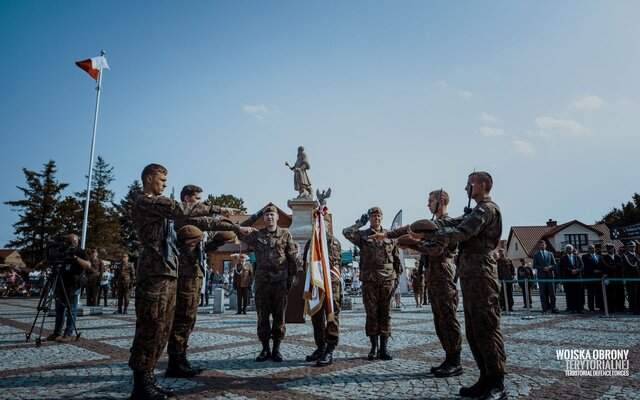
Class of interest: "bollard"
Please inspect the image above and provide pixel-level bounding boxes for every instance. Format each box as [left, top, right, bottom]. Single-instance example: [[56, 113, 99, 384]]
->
[[502, 280, 512, 315], [522, 279, 534, 319], [600, 278, 613, 318]]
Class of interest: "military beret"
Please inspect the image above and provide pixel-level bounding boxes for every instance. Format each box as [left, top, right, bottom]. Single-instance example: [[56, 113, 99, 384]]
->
[[627, 241, 637, 247], [177, 225, 203, 241], [369, 207, 383, 215], [397, 234, 420, 247], [605, 243, 615, 249], [209, 231, 237, 242], [410, 219, 438, 233], [263, 205, 278, 214]]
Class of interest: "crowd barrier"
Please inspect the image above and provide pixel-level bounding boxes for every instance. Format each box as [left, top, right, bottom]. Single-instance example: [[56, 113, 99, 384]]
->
[[498, 277, 640, 319]]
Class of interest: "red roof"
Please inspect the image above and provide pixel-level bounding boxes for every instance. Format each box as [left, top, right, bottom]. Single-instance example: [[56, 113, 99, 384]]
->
[[508, 221, 623, 257]]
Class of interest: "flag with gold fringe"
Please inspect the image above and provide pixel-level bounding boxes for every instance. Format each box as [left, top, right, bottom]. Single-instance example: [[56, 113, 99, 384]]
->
[[303, 205, 337, 321]]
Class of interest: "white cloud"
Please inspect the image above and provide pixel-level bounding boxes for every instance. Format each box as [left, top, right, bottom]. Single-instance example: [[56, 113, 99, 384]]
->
[[534, 116, 590, 136], [458, 90, 473, 99], [481, 112, 499, 124], [480, 126, 505, 137], [437, 80, 448, 88], [513, 140, 535, 156], [570, 95, 606, 111], [243, 104, 270, 120]]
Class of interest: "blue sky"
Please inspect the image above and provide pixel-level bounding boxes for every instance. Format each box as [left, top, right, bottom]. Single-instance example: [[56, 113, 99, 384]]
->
[[1, 1, 639, 249]]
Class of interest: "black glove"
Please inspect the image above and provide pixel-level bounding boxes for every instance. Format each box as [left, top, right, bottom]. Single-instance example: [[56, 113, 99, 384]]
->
[[357, 212, 370, 225]]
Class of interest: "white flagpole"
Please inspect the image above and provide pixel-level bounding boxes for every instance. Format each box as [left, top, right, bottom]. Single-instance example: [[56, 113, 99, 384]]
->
[[80, 50, 106, 249]]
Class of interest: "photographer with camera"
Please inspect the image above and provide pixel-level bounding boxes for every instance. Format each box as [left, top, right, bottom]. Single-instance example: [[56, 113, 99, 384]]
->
[[42, 233, 91, 342]]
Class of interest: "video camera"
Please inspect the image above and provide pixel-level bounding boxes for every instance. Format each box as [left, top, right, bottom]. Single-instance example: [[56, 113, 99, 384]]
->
[[44, 240, 78, 272]]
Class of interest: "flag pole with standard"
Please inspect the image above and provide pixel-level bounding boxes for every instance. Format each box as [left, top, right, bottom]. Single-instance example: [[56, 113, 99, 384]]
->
[[75, 51, 109, 249], [303, 204, 337, 322]]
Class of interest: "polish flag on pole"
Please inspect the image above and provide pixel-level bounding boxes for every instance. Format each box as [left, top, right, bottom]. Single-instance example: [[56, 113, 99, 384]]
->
[[303, 205, 337, 321], [75, 56, 109, 80]]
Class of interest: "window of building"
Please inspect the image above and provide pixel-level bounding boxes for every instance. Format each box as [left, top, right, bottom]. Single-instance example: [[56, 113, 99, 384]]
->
[[563, 234, 589, 251], [515, 242, 518, 251]]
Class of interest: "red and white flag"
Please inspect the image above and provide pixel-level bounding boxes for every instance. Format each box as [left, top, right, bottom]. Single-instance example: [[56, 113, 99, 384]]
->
[[75, 56, 109, 80], [303, 205, 338, 321]]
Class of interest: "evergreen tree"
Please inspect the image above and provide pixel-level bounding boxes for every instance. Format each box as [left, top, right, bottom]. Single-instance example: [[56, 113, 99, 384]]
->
[[58, 195, 83, 235], [75, 156, 121, 256], [4, 160, 69, 266], [599, 193, 640, 229], [207, 193, 247, 213], [114, 180, 144, 257]]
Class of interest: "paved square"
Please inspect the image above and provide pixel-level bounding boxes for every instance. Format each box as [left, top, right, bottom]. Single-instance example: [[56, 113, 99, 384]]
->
[[0, 296, 637, 399]]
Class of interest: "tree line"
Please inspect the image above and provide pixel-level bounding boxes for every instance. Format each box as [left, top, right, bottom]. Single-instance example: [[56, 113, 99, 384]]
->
[[4, 158, 246, 266]]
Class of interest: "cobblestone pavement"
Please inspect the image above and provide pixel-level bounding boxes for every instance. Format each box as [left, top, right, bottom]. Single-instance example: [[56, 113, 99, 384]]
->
[[0, 293, 638, 399]]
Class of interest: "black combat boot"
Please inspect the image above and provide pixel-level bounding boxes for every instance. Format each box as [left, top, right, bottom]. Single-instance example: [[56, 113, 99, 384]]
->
[[368, 336, 378, 360], [430, 358, 448, 374], [130, 371, 167, 400], [255, 340, 271, 362], [480, 376, 507, 400], [165, 353, 197, 378], [433, 352, 463, 377], [271, 340, 283, 362], [180, 352, 204, 375], [316, 343, 335, 367], [306, 343, 327, 362], [377, 336, 393, 360], [149, 373, 175, 397], [459, 373, 487, 398]]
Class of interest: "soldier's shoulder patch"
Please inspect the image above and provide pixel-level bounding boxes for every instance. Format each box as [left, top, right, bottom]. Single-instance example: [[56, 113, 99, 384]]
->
[[477, 207, 487, 214]]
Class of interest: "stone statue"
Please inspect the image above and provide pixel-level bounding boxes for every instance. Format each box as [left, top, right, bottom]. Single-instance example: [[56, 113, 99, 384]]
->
[[285, 146, 312, 199], [316, 188, 331, 206]]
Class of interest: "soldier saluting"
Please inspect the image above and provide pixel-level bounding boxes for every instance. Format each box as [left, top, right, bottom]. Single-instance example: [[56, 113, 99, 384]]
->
[[343, 207, 402, 361], [236, 205, 298, 363], [128, 163, 239, 400]]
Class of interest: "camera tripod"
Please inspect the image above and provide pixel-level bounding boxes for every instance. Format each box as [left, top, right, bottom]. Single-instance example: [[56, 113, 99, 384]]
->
[[26, 267, 81, 347]]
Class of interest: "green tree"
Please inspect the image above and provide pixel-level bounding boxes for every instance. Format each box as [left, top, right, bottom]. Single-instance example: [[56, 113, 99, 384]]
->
[[207, 193, 247, 213], [75, 156, 121, 256], [58, 195, 83, 234], [114, 180, 144, 257], [4, 160, 69, 265], [599, 193, 640, 229]]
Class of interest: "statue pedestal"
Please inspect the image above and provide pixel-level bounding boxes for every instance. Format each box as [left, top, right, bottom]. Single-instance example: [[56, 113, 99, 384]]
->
[[285, 198, 316, 323]]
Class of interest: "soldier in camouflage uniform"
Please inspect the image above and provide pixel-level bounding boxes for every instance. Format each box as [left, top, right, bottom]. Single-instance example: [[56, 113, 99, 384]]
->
[[129, 164, 238, 400], [343, 207, 402, 361], [302, 228, 342, 366], [165, 185, 249, 378], [236, 205, 298, 363], [496, 249, 515, 312], [114, 253, 135, 314], [422, 172, 507, 400], [373, 190, 463, 377], [86, 249, 103, 307]]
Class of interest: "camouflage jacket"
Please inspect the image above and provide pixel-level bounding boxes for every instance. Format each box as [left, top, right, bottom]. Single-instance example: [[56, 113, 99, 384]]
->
[[435, 197, 502, 256], [302, 233, 342, 284], [496, 257, 515, 280], [343, 222, 401, 281], [177, 243, 205, 280], [115, 261, 135, 283], [132, 194, 223, 279], [237, 227, 297, 284], [86, 258, 103, 281]]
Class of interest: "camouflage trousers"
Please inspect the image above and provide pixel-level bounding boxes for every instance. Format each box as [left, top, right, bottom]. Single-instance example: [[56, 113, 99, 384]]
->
[[311, 278, 341, 346], [255, 280, 288, 341], [459, 254, 507, 378], [428, 278, 462, 356], [129, 276, 177, 372], [167, 275, 203, 355], [362, 277, 395, 337], [85, 277, 100, 306], [117, 280, 132, 312]]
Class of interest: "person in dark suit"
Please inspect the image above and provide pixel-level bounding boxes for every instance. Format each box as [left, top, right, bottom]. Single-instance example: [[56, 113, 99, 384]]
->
[[599, 243, 623, 313], [532, 240, 558, 313], [581, 244, 603, 311], [558, 245, 584, 313]]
